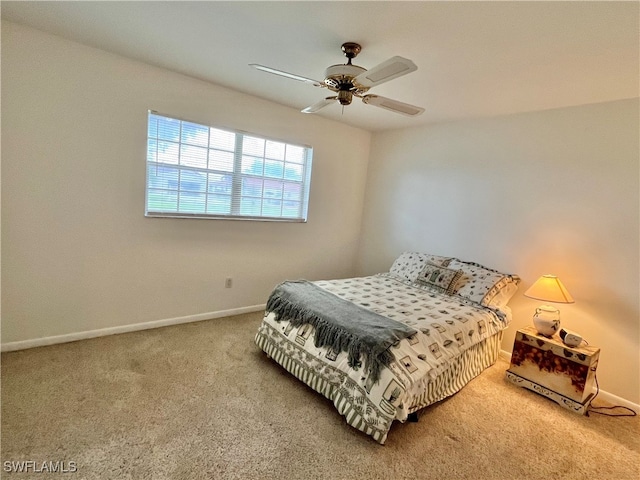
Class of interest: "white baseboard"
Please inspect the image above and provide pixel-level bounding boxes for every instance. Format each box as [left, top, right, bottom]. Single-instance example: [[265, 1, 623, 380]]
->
[[0, 304, 266, 353], [499, 349, 639, 414], [499, 349, 512, 362], [592, 390, 640, 414]]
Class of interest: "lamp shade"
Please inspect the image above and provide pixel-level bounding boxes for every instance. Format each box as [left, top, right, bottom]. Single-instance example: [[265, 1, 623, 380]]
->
[[524, 275, 575, 304]]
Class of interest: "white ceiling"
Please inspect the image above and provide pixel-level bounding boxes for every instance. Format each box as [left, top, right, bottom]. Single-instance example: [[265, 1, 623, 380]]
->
[[2, 1, 638, 132]]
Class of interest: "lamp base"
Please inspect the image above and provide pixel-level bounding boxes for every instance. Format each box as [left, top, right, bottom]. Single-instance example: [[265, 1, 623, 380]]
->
[[532, 305, 560, 337]]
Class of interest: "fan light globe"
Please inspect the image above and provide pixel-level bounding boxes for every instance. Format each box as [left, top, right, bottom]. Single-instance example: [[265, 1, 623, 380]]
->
[[338, 90, 353, 105]]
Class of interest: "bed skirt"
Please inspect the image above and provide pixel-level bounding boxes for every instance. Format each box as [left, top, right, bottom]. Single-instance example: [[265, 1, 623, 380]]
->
[[255, 322, 503, 444]]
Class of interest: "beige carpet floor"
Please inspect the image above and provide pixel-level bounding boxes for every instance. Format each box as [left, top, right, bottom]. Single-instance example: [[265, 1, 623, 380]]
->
[[2, 311, 638, 479]]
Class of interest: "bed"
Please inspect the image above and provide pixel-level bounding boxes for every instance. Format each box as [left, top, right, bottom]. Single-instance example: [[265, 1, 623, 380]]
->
[[254, 252, 520, 444]]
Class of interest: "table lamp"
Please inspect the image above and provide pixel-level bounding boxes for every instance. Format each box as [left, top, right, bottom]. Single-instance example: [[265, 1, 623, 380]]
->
[[524, 274, 574, 337]]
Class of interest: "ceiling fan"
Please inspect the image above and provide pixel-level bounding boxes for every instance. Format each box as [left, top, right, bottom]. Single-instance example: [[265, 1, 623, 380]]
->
[[250, 42, 424, 117]]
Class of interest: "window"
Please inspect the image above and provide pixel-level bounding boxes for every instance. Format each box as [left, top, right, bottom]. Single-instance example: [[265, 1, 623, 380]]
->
[[146, 112, 313, 221]]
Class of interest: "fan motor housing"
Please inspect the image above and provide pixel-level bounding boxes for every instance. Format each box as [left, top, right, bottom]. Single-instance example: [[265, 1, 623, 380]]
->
[[324, 64, 369, 92]]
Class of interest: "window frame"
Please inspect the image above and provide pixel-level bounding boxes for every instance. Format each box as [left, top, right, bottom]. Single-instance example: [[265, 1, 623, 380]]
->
[[145, 111, 313, 222]]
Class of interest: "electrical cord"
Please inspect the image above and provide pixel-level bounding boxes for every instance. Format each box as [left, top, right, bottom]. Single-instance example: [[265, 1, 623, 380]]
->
[[581, 338, 637, 417], [587, 374, 637, 417]]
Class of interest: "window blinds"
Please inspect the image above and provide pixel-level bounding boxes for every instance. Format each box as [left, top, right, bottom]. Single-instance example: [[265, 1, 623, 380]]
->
[[146, 112, 312, 221]]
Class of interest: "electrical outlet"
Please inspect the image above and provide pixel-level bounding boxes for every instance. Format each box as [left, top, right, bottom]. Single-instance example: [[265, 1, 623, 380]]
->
[[225, 277, 233, 288]]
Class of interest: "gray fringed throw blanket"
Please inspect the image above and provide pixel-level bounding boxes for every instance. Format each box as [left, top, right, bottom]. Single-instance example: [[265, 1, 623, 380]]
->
[[266, 280, 418, 384]]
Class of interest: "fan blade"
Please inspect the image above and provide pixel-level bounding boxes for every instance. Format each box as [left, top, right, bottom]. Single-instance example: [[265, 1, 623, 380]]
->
[[361, 95, 424, 116], [354, 56, 417, 88], [250, 64, 323, 87], [302, 97, 337, 114]]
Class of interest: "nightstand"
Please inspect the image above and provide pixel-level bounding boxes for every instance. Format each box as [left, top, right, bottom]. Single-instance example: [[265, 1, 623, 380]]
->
[[505, 325, 600, 414]]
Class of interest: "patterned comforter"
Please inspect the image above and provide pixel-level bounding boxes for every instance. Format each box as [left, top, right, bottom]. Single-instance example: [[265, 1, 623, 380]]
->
[[255, 273, 511, 444]]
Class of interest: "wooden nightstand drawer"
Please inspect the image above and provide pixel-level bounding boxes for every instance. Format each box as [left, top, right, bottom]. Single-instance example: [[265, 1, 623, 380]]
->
[[506, 326, 599, 414]]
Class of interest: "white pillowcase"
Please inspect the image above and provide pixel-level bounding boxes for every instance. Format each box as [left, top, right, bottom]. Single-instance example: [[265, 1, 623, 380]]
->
[[446, 259, 520, 308]]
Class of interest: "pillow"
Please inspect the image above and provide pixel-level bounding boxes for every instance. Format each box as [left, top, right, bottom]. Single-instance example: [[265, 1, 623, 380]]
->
[[447, 259, 520, 308], [389, 252, 453, 282], [416, 263, 465, 295], [485, 280, 519, 309]]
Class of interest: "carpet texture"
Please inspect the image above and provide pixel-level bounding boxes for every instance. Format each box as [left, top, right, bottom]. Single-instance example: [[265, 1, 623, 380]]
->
[[2, 311, 638, 479]]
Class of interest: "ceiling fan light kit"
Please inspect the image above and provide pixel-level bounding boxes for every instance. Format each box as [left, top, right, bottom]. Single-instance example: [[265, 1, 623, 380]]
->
[[251, 42, 424, 117]]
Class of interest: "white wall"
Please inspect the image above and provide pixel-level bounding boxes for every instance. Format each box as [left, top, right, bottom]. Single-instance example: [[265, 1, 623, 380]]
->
[[358, 99, 640, 404], [1, 22, 371, 343]]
